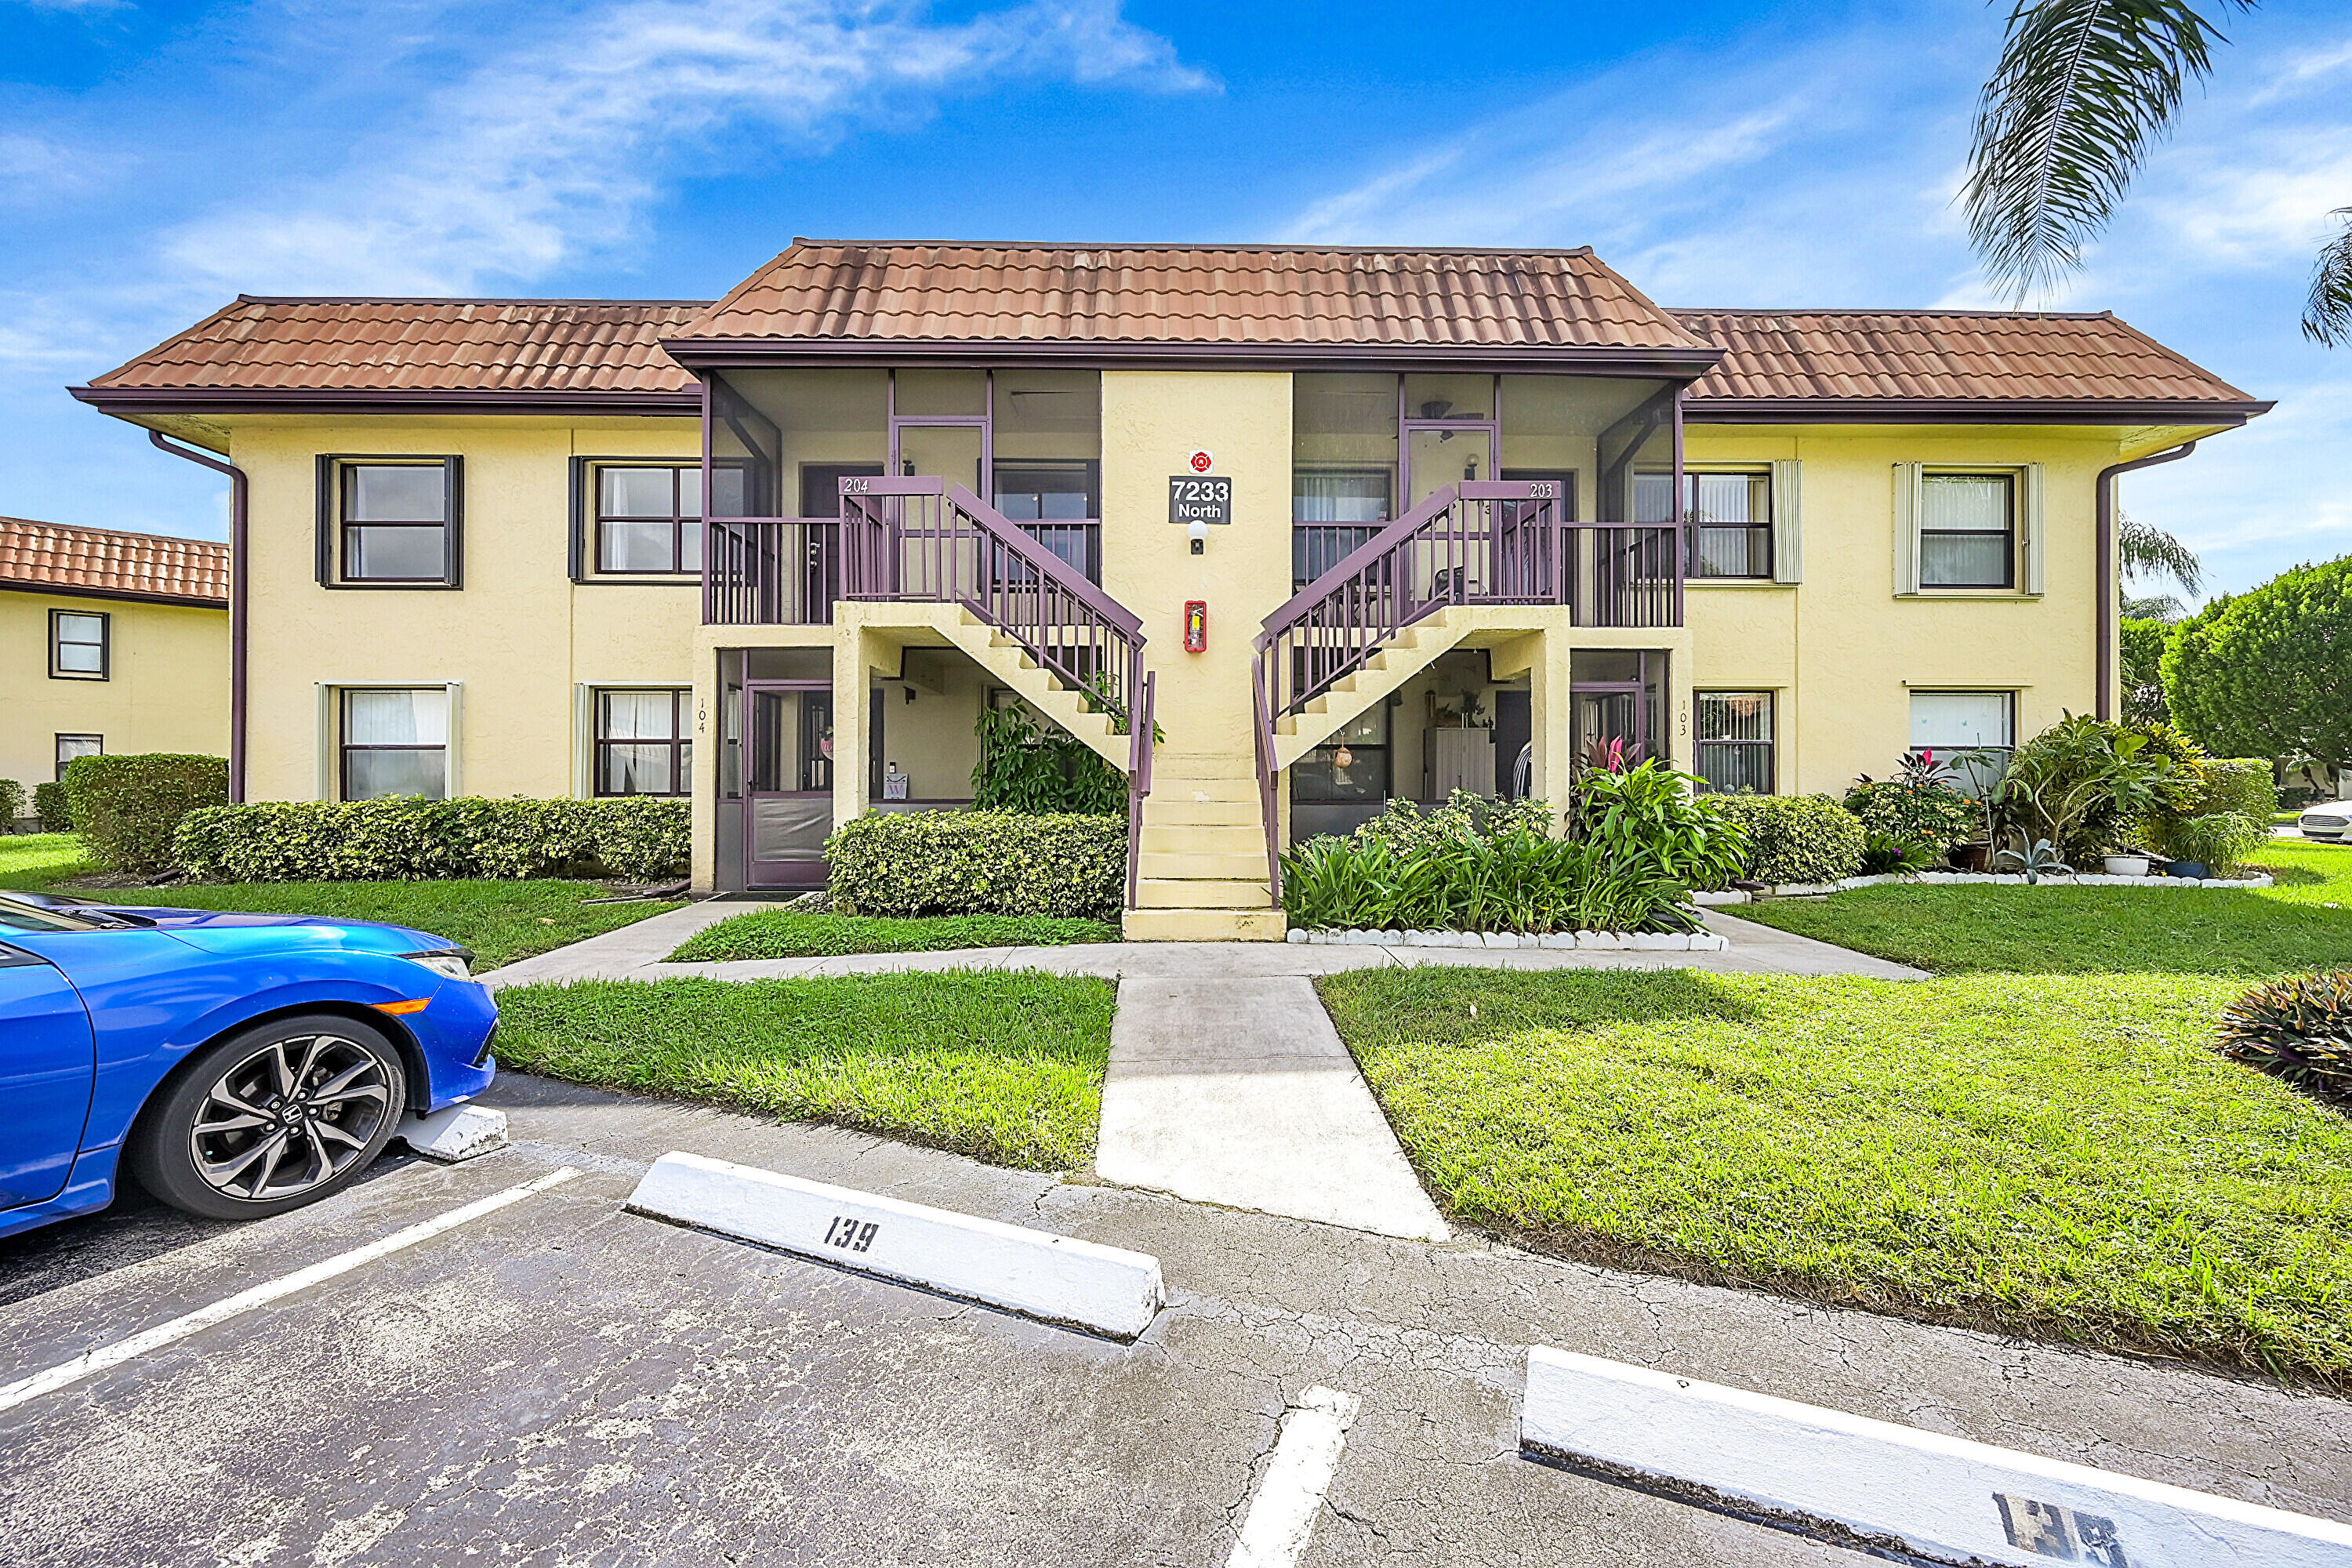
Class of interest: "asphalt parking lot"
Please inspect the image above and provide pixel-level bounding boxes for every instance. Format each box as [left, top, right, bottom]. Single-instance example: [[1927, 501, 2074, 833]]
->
[[4, 1073, 2347, 1568]]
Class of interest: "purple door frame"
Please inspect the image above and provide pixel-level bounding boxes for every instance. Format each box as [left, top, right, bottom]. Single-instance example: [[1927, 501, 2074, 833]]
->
[[742, 677, 834, 889]]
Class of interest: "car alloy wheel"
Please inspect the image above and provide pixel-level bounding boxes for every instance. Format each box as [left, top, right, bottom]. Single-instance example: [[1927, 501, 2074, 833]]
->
[[189, 1032, 395, 1202]]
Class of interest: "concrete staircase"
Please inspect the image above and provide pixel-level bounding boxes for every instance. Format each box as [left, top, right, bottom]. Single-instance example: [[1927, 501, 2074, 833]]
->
[[921, 605, 1128, 768], [1123, 753, 1286, 942], [1269, 605, 1474, 771]]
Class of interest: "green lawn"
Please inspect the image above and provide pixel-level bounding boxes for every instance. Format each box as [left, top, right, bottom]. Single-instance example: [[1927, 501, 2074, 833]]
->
[[673, 909, 1121, 961], [1, 832, 677, 970], [493, 973, 1115, 1169], [1732, 839, 2352, 976], [1322, 965, 2352, 1387]]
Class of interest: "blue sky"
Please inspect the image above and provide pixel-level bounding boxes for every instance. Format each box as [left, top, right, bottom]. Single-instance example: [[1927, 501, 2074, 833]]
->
[[4, 0, 2348, 601]]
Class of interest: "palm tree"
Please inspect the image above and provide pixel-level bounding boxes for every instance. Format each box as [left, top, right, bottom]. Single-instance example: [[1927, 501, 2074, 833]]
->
[[1965, 1, 2352, 344], [2119, 508, 2202, 594]]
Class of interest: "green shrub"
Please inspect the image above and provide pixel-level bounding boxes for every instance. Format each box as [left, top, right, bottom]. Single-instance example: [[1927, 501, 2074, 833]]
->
[[1280, 830, 1693, 934], [2216, 972, 2352, 1103], [2144, 811, 2271, 877], [1571, 761, 1750, 889], [1996, 713, 2199, 862], [0, 779, 24, 831], [827, 810, 1124, 920], [1845, 754, 1984, 851], [66, 753, 229, 872], [1353, 790, 1552, 855], [2194, 758, 2277, 819], [971, 702, 1125, 815], [32, 782, 71, 833], [1858, 830, 1936, 875], [172, 797, 688, 882], [1708, 794, 1867, 885]]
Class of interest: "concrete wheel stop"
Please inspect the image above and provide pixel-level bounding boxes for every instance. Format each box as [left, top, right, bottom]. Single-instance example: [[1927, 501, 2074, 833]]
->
[[1519, 1346, 2352, 1567], [626, 1152, 1166, 1341], [397, 1104, 511, 1163]]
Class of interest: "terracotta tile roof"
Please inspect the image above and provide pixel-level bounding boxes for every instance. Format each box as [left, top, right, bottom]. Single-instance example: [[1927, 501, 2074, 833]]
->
[[0, 517, 229, 607], [78, 297, 705, 408], [671, 241, 1714, 358], [1675, 308, 2263, 415]]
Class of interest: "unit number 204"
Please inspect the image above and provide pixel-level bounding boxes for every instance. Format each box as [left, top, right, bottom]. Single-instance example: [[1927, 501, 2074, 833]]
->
[[823, 1216, 879, 1253]]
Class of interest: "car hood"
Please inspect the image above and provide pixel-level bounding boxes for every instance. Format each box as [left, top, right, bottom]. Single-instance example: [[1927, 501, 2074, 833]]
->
[[88, 906, 451, 958]]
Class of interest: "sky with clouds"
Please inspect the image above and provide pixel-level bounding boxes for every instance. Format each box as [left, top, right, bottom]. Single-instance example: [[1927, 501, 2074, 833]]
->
[[4, 0, 2348, 601]]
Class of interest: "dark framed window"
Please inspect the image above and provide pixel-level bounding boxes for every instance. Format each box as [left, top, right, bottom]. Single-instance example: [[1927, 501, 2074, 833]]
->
[[1292, 468, 1392, 589], [1632, 471, 1771, 577], [341, 688, 448, 800], [49, 609, 109, 680], [1919, 473, 2015, 589], [320, 457, 461, 587], [1291, 706, 1390, 803], [54, 734, 102, 781], [1695, 692, 1773, 793], [597, 465, 706, 575], [993, 460, 1101, 582], [594, 688, 691, 797]]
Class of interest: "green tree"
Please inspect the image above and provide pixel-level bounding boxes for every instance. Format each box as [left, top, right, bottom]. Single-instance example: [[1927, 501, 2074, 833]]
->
[[1967, 1, 2352, 343], [2119, 615, 2172, 724], [2162, 557, 2352, 793]]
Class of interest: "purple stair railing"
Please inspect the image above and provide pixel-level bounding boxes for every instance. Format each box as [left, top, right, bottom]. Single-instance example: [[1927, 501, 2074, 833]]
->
[[1250, 480, 1683, 898]]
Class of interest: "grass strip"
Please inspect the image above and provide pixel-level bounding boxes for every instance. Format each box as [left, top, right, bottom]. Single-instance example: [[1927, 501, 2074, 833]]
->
[[673, 909, 1120, 961], [493, 972, 1115, 1170], [1321, 964, 2352, 1388]]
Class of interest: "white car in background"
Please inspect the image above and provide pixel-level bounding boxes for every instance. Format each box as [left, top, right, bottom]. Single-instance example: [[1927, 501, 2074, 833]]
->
[[2299, 801, 2352, 842]]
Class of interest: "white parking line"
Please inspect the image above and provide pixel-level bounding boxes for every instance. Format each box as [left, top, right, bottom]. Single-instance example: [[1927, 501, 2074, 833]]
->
[[1227, 1386, 1361, 1568], [0, 1166, 580, 1416]]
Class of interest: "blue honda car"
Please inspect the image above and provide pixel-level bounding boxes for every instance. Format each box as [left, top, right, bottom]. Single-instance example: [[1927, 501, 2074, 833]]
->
[[1, 891, 497, 1240]]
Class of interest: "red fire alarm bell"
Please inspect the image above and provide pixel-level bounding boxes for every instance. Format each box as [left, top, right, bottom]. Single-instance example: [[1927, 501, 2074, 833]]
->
[[1183, 601, 1207, 653]]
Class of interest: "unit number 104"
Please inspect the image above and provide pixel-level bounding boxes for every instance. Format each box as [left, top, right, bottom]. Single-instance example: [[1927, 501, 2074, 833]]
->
[[824, 1216, 878, 1253]]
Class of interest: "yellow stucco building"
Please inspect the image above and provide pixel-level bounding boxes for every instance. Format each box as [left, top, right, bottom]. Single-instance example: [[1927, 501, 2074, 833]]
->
[[74, 244, 2265, 935], [0, 517, 230, 811]]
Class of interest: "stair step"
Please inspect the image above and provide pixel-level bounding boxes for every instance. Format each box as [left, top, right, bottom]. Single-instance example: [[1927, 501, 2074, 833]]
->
[[1122, 907, 1289, 943], [1146, 777, 1260, 804], [1138, 851, 1270, 880], [1140, 823, 1265, 855], [1142, 798, 1264, 828], [1134, 878, 1274, 909]]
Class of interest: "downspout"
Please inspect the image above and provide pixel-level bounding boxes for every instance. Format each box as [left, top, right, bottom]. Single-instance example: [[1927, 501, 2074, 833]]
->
[[149, 430, 249, 803], [2094, 441, 2197, 721]]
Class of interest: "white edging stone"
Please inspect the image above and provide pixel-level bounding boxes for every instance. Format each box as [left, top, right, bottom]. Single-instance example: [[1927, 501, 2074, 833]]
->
[[1520, 1347, 2352, 1567], [1297, 927, 1727, 951], [626, 1152, 1165, 1341], [1760, 870, 2272, 897], [397, 1104, 510, 1163]]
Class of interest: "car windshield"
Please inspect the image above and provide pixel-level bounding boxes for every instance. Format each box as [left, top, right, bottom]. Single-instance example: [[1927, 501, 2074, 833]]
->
[[0, 895, 109, 933]]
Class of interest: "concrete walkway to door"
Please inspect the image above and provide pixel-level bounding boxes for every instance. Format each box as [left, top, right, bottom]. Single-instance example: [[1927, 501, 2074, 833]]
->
[[1095, 976, 1450, 1241]]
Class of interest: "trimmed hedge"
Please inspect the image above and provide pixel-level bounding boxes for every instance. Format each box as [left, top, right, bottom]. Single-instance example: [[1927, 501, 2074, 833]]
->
[[66, 753, 229, 872], [1844, 777, 1981, 851], [172, 797, 688, 883], [0, 779, 23, 831], [32, 782, 71, 833], [828, 811, 1124, 920], [1708, 794, 1867, 885]]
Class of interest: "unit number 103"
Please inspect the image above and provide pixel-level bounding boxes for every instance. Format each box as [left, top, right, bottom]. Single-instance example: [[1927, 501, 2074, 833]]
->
[[823, 1216, 879, 1253]]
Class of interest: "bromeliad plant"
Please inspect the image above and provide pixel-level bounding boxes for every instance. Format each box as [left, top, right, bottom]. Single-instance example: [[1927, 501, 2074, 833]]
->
[[1571, 760, 1751, 891], [2216, 972, 2352, 1105]]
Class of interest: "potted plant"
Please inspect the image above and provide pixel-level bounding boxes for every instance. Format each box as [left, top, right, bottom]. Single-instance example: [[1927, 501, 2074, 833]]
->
[[2102, 848, 2152, 877]]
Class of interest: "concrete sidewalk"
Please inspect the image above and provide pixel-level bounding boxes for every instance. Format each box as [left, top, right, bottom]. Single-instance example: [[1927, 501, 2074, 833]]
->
[[1095, 976, 1450, 1241], [484, 905, 1926, 989]]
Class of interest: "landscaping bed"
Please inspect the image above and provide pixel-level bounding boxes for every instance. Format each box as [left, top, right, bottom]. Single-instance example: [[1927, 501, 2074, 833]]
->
[[1320, 964, 2352, 1387], [3, 833, 678, 970], [492, 972, 1115, 1170], [672, 910, 1120, 962]]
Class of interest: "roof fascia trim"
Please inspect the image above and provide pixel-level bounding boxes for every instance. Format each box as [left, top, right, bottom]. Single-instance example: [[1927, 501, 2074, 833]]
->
[[1684, 397, 2272, 426], [664, 339, 1726, 376], [0, 579, 229, 610], [70, 387, 702, 416]]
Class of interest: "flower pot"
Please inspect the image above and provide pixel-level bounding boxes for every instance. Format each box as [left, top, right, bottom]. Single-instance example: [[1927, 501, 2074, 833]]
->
[[2102, 855, 2151, 877], [1950, 844, 1992, 873], [2165, 860, 2209, 880]]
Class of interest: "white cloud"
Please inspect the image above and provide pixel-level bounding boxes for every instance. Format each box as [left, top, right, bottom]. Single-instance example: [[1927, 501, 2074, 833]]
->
[[163, 0, 1202, 296]]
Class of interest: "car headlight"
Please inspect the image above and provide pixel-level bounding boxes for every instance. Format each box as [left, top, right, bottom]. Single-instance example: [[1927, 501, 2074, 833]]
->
[[401, 948, 474, 982]]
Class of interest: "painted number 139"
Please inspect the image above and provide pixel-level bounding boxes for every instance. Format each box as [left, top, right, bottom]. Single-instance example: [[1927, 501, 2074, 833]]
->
[[824, 1216, 878, 1253]]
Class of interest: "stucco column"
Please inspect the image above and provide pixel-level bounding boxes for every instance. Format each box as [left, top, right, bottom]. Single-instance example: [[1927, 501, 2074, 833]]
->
[[1534, 630, 1577, 828], [832, 624, 876, 831], [689, 649, 719, 894]]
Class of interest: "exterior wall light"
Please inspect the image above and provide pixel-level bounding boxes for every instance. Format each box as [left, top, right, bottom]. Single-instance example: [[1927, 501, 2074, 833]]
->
[[1188, 519, 1208, 554]]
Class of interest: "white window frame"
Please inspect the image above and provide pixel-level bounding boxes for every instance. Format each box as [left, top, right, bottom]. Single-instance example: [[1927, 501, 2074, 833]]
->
[[315, 682, 463, 801], [1894, 463, 2044, 597]]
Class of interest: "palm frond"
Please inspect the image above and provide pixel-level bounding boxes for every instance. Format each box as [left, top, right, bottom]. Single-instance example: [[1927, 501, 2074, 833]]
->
[[1965, 0, 2252, 303], [2304, 207, 2352, 347], [2118, 508, 2204, 594], [2122, 593, 2187, 621]]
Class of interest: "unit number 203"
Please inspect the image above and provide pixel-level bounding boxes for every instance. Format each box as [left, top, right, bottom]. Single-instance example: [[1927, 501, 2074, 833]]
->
[[823, 1216, 879, 1253]]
